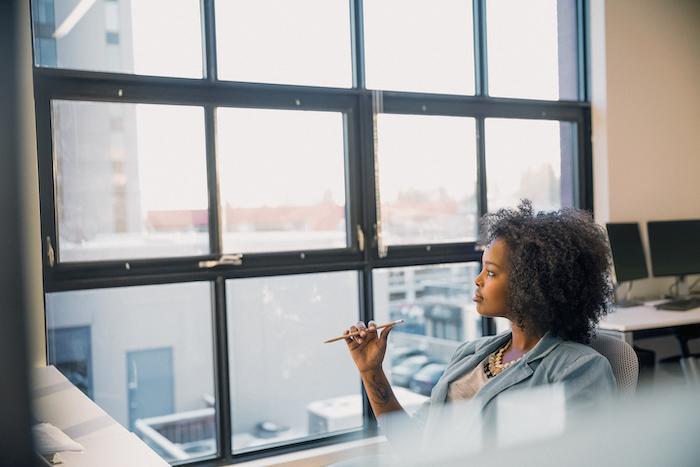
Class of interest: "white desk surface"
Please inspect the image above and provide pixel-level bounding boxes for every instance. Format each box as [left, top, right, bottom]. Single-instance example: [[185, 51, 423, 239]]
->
[[599, 302, 700, 332], [32, 366, 168, 467]]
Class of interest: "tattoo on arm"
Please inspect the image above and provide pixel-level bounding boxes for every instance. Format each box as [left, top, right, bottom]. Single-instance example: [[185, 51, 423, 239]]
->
[[368, 373, 390, 406]]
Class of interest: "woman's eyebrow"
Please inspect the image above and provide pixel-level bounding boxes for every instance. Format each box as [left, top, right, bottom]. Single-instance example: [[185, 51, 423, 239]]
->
[[484, 260, 501, 268]]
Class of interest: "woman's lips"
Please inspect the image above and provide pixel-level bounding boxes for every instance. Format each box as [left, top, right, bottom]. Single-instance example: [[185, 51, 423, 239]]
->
[[473, 294, 483, 302]]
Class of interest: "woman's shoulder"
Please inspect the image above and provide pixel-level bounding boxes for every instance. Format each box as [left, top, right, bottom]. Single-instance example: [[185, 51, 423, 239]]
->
[[542, 339, 611, 373]]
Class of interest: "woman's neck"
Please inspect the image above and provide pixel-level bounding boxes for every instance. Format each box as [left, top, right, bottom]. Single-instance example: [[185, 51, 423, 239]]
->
[[510, 324, 543, 354]]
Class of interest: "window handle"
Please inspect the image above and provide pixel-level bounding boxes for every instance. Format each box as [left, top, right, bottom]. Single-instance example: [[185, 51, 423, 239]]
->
[[198, 254, 243, 268], [357, 225, 365, 252], [46, 236, 55, 267]]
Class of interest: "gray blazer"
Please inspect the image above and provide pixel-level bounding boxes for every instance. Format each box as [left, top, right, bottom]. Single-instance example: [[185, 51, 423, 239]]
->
[[381, 330, 616, 442]]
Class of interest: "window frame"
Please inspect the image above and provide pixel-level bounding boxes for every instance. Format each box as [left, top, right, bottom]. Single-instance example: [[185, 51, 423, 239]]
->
[[31, 0, 593, 464]]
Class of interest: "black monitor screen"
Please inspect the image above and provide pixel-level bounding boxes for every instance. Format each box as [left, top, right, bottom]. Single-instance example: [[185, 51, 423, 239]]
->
[[606, 223, 648, 283], [647, 219, 700, 277]]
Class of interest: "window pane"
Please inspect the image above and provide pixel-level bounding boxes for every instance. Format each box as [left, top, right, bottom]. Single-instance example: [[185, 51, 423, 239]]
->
[[217, 108, 347, 253], [46, 282, 217, 463], [226, 272, 361, 452], [32, 0, 203, 78], [373, 263, 482, 396], [485, 118, 576, 212], [364, 0, 475, 94], [486, 0, 578, 100], [376, 114, 478, 246], [52, 100, 209, 262], [215, 0, 352, 87]]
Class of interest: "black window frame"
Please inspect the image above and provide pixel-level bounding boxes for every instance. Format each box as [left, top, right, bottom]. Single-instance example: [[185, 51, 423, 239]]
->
[[31, 0, 593, 465]]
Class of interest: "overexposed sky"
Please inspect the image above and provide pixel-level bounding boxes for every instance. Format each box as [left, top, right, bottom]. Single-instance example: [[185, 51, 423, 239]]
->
[[55, 0, 567, 212]]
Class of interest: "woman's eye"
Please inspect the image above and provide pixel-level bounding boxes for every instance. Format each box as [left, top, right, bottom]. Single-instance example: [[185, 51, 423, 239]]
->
[[487, 270, 495, 277]]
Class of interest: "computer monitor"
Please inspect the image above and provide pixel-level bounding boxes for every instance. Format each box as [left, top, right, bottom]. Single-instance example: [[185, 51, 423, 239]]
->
[[606, 223, 649, 283], [647, 220, 700, 278]]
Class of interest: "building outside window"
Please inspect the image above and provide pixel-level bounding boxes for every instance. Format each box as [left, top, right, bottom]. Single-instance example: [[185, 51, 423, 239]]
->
[[32, 0, 591, 464]]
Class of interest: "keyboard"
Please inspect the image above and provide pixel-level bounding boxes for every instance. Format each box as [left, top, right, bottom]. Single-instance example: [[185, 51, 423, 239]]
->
[[655, 298, 700, 311]]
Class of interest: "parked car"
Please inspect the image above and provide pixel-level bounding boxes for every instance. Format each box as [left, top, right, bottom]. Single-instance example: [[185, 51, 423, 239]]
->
[[408, 362, 447, 396], [391, 355, 433, 387], [390, 346, 427, 367]]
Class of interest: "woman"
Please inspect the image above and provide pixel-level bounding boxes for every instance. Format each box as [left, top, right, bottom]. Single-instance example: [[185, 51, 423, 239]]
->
[[344, 201, 616, 442]]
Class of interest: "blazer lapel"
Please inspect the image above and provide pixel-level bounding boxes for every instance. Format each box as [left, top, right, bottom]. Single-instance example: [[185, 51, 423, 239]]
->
[[474, 332, 563, 411], [430, 332, 513, 405]]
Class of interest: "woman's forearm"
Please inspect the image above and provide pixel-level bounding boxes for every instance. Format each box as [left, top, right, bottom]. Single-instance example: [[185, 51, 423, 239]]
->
[[360, 368, 406, 417]]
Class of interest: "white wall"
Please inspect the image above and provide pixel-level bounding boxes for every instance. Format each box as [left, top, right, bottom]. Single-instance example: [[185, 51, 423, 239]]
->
[[590, 0, 700, 298]]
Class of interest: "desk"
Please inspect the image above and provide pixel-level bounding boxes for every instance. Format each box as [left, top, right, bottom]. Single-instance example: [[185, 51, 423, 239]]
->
[[598, 302, 700, 345], [32, 366, 169, 467]]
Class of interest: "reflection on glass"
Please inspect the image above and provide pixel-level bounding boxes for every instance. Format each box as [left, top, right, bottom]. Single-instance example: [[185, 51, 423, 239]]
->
[[485, 118, 575, 212], [373, 263, 482, 396], [364, 0, 475, 94], [215, 0, 351, 87], [52, 100, 209, 262], [376, 114, 479, 246], [226, 272, 360, 452], [486, 0, 578, 100], [32, 0, 203, 78], [217, 108, 348, 253], [46, 282, 216, 463]]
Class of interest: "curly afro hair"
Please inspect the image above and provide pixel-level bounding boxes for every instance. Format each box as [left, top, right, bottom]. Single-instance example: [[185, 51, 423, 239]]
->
[[480, 200, 613, 343]]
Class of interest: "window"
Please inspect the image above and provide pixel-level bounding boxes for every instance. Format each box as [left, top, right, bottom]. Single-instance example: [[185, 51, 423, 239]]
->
[[215, 0, 352, 87], [45, 283, 216, 463], [363, 0, 475, 94], [374, 263, 483, 395], [32, 0, 590, 464], [216, 108, 348, 253], [51, 100, 209, 262], [486, 0, 579, 100], [226, 272, 360, 452], [375, 114, 479, 245]]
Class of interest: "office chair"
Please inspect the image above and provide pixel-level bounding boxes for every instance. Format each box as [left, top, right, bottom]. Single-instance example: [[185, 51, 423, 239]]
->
[[589, 332, 639, 394]]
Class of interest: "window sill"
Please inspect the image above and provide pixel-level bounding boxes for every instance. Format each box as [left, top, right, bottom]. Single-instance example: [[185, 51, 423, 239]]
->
[[228, 435, 389, 467]]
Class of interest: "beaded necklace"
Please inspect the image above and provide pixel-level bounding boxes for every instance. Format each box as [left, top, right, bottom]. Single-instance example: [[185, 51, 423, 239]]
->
[[483, 339, 524, 378]]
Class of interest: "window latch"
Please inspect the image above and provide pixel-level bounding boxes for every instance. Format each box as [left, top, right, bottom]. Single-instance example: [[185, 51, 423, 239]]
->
[[357, 225, 365, 252], [46, 236, 55, 268], [198, 254, 243, 269]]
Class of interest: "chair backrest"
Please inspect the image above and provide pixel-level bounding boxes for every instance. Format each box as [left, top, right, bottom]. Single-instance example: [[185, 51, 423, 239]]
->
[[589, 332, 639, 394]]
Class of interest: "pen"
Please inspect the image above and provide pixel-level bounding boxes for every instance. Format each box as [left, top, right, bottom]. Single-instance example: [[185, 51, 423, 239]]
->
[[323, 319, 404, 344]]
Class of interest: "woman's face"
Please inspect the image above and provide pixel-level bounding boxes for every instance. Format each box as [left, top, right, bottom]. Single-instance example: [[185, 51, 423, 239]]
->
[[473, 238, 510, 318]]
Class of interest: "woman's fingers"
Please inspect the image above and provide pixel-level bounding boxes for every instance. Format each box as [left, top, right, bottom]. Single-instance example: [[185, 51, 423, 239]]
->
[[343, 329, 360, 350], [366, 320, 379, 343], [355, 321, 368, 344]]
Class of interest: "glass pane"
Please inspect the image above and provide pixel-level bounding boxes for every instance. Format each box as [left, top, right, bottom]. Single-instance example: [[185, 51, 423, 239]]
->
[[32, 0, 203, 78], [217, 108, 347, 253], [46, 282, 217, 463], [373, 263, 483, 396], [226, 271, 361, 452], [376, 114, 479, 246], [485, 118, 576, 212], [52, 100, 209, 262], [215, 0, 352, 87], [364, 0, 475, 94], [486, 0, 578, 100]]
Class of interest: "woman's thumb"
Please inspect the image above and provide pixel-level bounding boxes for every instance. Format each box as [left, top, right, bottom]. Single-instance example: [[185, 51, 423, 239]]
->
[[380, 324, 394, 341]]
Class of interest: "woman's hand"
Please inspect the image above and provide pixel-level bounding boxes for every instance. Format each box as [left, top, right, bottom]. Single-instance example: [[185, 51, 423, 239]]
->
[[344, 320, 394, 374]]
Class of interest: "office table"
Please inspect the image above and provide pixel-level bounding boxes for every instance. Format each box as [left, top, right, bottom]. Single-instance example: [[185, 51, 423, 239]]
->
[[32, 366, 169, 467], [598, 302, 700, 345]]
